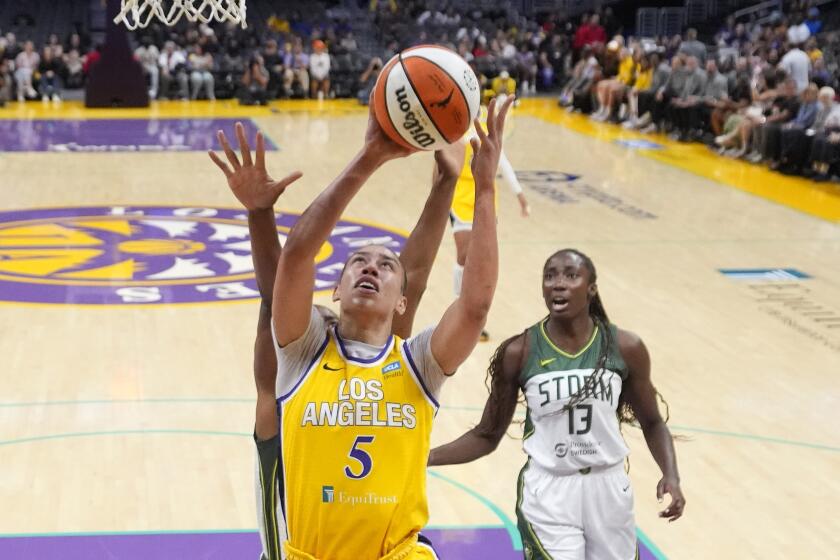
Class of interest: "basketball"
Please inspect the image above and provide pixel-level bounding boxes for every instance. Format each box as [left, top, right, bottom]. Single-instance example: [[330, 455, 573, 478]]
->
[[373, 45, 481, 151]]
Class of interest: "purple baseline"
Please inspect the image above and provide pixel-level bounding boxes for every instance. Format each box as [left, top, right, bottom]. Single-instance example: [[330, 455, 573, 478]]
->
[[0, 118, 275, 152], [0, 528, 660, 559]]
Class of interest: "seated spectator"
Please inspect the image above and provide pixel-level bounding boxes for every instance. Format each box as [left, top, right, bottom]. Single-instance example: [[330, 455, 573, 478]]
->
[[679, 28, 707, 64], [262, 39, 286, 98], [134, 37, 160, 99], [516, 42, 537, 95], [805, 7, 822, 36], [37, 45, 64, 102], [63, 49, 84, 89], [0, 58, 10, 106], [810, 57, 830, 88], [14, 40, 39, 102], [644, 54, 690, 133], [189, 45, 215, 100], [776, 86, 835, 173], [807, 106, 840, 181], [671, 58, 728, 141], [267, 12, 290, 34], [592, 46, 638, 122], [710, 74, 751, 137], [158, 41, 188, 100], [484, 70, 516, 105], [240, 54, 269, 105], [339, 32, 358, 54], [627, 52, 670, 130], [761, 82, 818, 165], [357, 56, 382, 105], [309, 40, 330, 100], [284, 42, 309, 98], [738, 78, 799, 161]]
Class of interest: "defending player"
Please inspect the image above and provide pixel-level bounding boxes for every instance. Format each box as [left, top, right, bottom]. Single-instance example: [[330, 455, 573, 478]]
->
[[449, 94, 530, 341], [209, 123, 462, 560], [268, 95, 511, 560], [429, 249, 685, 560]]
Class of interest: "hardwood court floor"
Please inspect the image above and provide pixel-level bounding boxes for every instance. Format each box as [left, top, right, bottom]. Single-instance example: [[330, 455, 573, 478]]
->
[[0, 98, 838, 559]]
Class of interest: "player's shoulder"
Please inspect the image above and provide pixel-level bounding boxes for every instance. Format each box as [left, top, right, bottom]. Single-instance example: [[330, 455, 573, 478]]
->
[[615, 326, 649, 369], [500, 331, 530, 377]]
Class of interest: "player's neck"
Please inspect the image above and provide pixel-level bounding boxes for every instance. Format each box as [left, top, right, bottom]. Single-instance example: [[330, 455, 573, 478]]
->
[[545, 314, 595, 347], [336, 314, 392, 347]]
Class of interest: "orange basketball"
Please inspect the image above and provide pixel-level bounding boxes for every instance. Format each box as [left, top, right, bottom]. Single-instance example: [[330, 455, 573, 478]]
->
[[373, 45, 481, 151]]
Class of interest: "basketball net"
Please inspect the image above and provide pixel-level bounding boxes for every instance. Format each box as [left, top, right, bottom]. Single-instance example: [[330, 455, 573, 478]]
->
[[113, 0, 247, 30]]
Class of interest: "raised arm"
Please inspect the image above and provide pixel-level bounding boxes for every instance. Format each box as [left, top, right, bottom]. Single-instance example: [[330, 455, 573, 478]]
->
[[272, 101, 414, 346], [619, 329, 685, 522], [428, 333, 525, 465], [430, 95, 514, 374], [391, 146, 461, 339], [208, 122, 302, 301]]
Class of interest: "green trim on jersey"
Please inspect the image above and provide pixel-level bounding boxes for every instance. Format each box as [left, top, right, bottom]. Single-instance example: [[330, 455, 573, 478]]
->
[[520, 319, 628, 388], [255, 433, 282, 560], [515, 461, 554, 560]]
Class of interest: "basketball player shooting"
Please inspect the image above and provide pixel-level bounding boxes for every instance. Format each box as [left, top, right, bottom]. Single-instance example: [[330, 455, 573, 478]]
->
[[209, 122, 462, 560]]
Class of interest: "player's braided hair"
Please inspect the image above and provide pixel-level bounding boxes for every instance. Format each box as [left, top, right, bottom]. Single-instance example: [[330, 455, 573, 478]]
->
[[485, 249, 671, 432]]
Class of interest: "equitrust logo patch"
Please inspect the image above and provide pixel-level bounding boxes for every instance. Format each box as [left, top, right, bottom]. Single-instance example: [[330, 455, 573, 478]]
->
[[0, 206, 406, 305]]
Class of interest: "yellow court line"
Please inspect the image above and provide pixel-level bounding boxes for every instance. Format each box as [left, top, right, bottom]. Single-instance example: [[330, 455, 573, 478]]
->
[[516, 98, 840, 223]]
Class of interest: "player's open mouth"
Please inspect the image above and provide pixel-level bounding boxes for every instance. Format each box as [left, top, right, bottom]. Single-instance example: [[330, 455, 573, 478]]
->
[[354, 277, 380, 293], [551, 297, 568, 312]]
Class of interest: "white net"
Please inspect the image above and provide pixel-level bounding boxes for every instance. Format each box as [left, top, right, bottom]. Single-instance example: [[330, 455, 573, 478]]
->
[[114, 0, 247, 30]]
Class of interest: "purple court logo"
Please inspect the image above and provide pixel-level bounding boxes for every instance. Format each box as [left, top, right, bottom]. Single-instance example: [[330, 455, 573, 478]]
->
[[0, 206, 406, 305]]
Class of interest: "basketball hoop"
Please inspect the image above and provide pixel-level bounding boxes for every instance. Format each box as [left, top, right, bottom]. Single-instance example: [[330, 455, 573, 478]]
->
[[114, 0, 247, 30]]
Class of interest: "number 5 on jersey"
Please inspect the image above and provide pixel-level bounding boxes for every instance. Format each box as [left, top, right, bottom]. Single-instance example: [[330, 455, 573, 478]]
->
[[345, 435, 375, 479]]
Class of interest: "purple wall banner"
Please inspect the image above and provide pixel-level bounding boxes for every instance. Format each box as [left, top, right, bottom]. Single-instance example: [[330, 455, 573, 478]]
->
[[0, 206, 406, 305], [0, 118, 274, 152]]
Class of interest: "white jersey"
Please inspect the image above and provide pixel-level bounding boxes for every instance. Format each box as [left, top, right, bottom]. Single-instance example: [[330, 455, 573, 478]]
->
[[520, 320, 630, 475]]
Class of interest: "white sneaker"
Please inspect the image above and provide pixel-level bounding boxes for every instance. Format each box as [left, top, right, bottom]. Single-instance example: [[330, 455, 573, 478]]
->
[[41, 94, 48, 102], [27, 87, 36, 97], [640, 123, 657, 134], [51, 94, 60, 102]]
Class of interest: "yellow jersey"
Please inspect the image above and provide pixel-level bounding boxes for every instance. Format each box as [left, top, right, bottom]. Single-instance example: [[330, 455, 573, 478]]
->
[[617, 55, 637, 86], [274, 309, 443, 560]]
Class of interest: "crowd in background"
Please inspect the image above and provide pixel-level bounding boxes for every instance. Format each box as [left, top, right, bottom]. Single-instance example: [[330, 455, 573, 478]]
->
[[0, 0, 839, 180]]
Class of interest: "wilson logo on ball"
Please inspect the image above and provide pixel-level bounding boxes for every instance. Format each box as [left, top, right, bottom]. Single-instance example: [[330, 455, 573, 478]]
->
[[374, 45, 480, 151]]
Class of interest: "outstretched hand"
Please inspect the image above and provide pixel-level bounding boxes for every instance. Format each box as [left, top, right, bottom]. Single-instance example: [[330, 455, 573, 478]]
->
[[657, 476, 685, 522], [363, 90, 417, 164], [208, 122, 302, 211], [470, 95, 515, 190]]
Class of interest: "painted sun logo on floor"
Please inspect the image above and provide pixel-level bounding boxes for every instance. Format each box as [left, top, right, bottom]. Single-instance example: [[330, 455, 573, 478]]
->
[[0, 206, 406, 305]]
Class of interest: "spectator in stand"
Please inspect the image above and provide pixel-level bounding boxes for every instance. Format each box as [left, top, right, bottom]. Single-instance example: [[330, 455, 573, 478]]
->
[[624, 52, 661, 129], [357, 56, 382, 105], [774, 84, 831, 172], [805, 37, 822, 63], [267, 12, 291, 34], [811, 57, 830, 87], [558, 44, 597, 107], [0, 58, 10, 106], [484, 70, 516, 104], [37, 46, 64, 102], [516, 42, 537, 94], [804, 7, 822, 36], [284, 41, 309, 97], [759, 82, 818, 164], [189, 44, 215, 100], [671, 58, 729, 141], [573, 14, 606, 55], [66, 33, 83, 55], [339, 32, 358, 53], [134, 37, 160, 99], [159, 41, 189, 100], [592, 45, 638, 122], [309, 39, 330, 100], [780, 40, 811, 94], [240, 54, 269, 105], [63, 49, 84, 89], [710, 73, 751, 137], [262, 39, 286, 98], [14, 41, 39, 102], [4, 32, 20, 62], [679, 28, 707, 64], [645, 54, 688, 133], [739, 77, 799, 161], [807, 104, 840, 180], [716, 16, 737, 47], [665, 55, 707, 132], [787, 13, 811, 46]]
